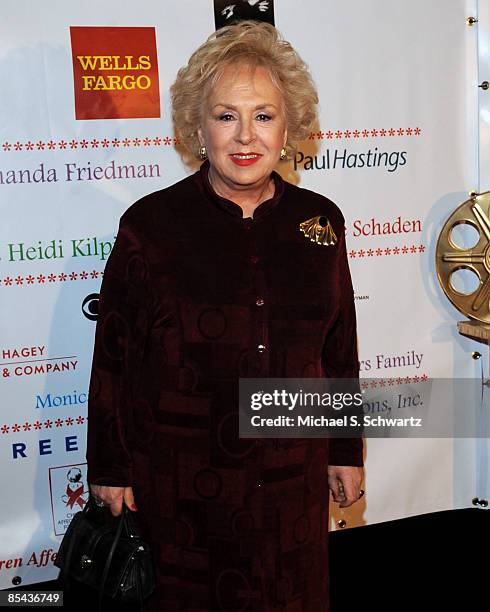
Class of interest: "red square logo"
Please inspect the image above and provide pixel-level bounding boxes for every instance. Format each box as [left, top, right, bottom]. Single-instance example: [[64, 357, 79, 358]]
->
[[70, 26, 160, 120]]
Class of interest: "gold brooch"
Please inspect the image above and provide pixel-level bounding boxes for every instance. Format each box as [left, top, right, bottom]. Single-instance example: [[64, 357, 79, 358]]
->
[[299, 215, 337, 246]]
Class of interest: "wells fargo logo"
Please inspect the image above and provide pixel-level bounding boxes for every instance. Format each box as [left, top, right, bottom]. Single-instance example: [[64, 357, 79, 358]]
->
[[69, 26, 160, 120]]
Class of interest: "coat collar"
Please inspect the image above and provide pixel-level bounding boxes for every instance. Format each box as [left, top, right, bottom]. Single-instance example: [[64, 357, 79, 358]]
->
[[195, 159, 285, 220]]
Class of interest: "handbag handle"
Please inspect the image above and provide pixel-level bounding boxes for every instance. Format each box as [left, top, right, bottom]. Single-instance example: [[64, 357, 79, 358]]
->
[[96, 500, 145, 611], [97, 501, 127, 612]]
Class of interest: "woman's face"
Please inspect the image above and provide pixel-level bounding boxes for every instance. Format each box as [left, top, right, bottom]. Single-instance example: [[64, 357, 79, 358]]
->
[[197, 63, 287, 195]]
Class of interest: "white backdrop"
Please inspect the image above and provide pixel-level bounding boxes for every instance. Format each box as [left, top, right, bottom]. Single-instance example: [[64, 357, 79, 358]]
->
[[0, 0, 488, 588]]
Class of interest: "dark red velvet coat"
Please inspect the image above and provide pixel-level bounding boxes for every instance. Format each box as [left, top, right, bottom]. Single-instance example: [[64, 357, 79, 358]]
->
[[86, 160, 363, 611]]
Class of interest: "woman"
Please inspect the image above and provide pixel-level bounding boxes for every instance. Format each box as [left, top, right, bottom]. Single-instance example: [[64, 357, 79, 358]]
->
[[87, 20, 364, 611]]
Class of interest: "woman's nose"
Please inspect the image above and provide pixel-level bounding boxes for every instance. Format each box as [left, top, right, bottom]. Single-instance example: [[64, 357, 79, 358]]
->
[[235, 119, 255, 144]]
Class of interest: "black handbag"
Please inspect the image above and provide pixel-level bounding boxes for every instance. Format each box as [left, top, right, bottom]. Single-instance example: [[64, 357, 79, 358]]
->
[[54, 495, 156, 611]]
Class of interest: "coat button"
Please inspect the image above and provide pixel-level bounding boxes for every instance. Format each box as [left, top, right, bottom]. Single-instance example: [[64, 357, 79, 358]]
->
[[255, 297, 265, 306], [257, 344, 266, 353]]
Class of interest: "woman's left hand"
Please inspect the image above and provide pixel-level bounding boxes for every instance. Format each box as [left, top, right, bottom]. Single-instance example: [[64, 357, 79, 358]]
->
[[328, 465, 364, 508]]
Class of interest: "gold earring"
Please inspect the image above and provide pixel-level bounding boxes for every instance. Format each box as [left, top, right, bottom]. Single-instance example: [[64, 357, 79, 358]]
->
[[280, 147, 287, 160], [199, 146, 207, 160]]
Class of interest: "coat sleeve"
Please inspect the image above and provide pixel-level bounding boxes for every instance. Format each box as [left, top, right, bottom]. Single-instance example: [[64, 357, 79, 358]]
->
[[86, 212, 151, 487], [322, 223, 364, 467]]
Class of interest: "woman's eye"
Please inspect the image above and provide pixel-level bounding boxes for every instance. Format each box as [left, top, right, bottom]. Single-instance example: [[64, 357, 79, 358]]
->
[[219, 113, 234, 121], [256, 113, 272, 121]]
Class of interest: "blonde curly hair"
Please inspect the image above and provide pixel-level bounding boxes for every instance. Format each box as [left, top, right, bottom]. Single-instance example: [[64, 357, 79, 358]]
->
[[170, 20, 318, 160]]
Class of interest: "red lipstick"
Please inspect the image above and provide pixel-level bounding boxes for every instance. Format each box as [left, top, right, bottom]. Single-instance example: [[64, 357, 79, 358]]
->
[[229, 153, 262, 166]]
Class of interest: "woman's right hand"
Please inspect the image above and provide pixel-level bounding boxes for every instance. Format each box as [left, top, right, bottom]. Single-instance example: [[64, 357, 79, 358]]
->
[[89, 484, 137, 517]]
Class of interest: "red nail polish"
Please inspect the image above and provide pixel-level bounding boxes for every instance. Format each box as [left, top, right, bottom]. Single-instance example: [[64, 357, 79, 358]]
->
[[131, 503, 138, 511]]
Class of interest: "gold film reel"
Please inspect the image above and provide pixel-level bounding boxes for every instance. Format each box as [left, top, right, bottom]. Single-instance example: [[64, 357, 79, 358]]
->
[[436, 191, 490, 323]]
